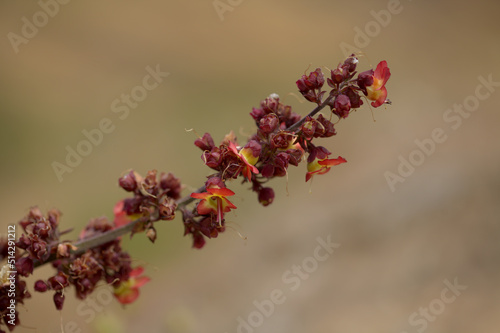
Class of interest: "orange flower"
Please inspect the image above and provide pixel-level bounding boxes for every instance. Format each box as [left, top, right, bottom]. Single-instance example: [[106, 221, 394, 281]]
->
[[113, 266, 150, 305], [190, 186, 237, 225], [306, 156, 347, 182], [228, 141, 259, 181], [359, 61, 391, 108]]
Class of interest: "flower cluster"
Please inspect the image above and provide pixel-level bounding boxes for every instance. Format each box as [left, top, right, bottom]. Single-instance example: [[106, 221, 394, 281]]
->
[[187, 54, 390, 248], [115, 170, 182, 242], [1, 54, 391, 331], [0, 207, 150, 332]]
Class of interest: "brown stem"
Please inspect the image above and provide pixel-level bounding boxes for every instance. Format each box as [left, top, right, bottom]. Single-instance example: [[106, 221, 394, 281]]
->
[[286, 94, 334, 132], [33, 185, 206, 268]]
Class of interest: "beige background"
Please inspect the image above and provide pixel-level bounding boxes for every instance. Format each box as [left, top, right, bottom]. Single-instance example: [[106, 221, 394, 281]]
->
[[1, 1, 499, 332]]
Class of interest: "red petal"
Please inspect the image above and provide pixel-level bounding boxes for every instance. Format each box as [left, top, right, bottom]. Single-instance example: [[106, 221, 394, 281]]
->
[[129, 266, 144, 277], [190, 192, 211, 199], [371, 87, 388, 107], [318, 156, 347, 166], [374, 61, 391, 87], [196, 200, 216, 215], [115, 288, 139, 305], [221, 197, 237, 212], [133, 276, 151, 288], [207, 187, 235, 196]]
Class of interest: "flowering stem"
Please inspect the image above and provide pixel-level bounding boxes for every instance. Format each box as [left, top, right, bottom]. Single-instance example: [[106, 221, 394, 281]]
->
[[33, 185, 206, 269], [286, 94, 334, 132]]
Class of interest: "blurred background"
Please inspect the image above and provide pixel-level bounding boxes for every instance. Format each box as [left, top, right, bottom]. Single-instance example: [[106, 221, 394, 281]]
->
[[1, 0, 499, 332]]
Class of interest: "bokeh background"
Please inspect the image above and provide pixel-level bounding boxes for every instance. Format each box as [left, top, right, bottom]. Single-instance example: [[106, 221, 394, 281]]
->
[[1, 1, 499, 332]]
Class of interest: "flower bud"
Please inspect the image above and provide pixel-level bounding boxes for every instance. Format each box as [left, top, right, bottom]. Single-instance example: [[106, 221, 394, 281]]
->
[[34, 280, 49, 292], [300, 118, 317, 139], [250, 107, 265, 122], [261, 164, 275, 178], [48, 272, 69, 291], [160, 172, 182, 200], [119, 171, 137, 192], [54, 292, 65, 310], [316, 114, 336, 138], [15, 257, 33, 277], [261, 94, 280, 113], [343, 54, 358, 72], [271, 131, 294, 150], [328, 66, 346, 86], [344, 87, 363, 109], [333, 94, 351, 118], [259, 114, 279, 134], [194, 133, 215, 151], [258, 187, 275, 206]]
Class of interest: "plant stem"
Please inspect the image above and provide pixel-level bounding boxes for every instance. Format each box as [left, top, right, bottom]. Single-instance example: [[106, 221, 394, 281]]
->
[[33, 185, 206, 268], [286, 94, 334, 132]]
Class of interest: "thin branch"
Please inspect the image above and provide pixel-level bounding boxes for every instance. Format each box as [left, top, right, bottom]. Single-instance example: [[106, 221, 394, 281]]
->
[[286, 94, 334, 132], [33, 185, 207, 268]]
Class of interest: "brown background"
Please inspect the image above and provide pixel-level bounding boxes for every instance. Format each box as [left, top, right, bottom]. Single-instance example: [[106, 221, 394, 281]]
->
[[1, 1, 499, 332]]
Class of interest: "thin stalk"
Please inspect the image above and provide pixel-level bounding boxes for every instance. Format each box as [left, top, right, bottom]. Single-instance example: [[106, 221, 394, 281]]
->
[[286, 94, 334, 132], [33, 185, 206, 268]]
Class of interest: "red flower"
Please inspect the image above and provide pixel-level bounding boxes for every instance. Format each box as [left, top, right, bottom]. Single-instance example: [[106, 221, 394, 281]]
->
[[113, 266, 150, 305], [113, 200, 131, 227], [228, 141, 260, 181], [190, 186, 237, 225], [305, 156, 347, 182], [358, 61, 391, 107], [112, 199, 144, 228]]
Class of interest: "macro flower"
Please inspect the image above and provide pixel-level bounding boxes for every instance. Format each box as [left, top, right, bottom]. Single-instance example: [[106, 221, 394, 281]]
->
[[190, 183, 237, 225], [113, 266, 150, 305], [296, 68, 326, 104], [357, 60, 391, 107], [228, 141, 260, 181], [113, 200, 134, 227], [305, 156, 347, 182], [333, 94, 351, 118]]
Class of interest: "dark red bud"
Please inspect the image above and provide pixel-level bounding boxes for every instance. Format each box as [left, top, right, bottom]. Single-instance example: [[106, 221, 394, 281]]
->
[[194, 133, 215, 151], [205, 176, 225, 189], [119, 171, 137, 192], [357, 69, 374, 90], [316, 114, 336, 137], [259, 114, 279, 134], [192, 232, 206, 249], [34, 280, 49, 292], [333, 94, 351, 118], [261, 164, 275, 178], [54, 292, 65, 310], [250, 107, 265, 121], [48, 272, 69, 291], [258, 187, 275, 207], [343, 54, 358, 72], [159, 172, 182, 200], [300, 118, 317, 139], [16, 257, 33, 277]]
